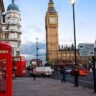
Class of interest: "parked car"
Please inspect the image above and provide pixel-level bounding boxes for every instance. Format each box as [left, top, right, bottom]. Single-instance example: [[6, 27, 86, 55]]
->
[[65, 67, 72, 74], [70, 66, 89, 76], [30, 67, 53, 77]]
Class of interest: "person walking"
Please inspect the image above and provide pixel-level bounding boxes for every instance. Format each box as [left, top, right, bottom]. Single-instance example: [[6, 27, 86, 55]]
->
[[60, 67, 66, 83], [32, 68, 36, 80]]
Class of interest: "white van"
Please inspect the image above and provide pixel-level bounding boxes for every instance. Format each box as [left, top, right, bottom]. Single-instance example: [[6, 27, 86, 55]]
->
[[33, 67, 53, 76]]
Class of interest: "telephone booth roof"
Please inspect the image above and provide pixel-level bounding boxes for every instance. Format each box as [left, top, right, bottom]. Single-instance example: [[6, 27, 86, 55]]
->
[[0, 41, 12, 50]]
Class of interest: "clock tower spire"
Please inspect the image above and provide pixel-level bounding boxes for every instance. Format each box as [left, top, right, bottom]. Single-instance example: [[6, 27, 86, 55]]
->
[[45, 0, 58, 63], [48, 0, 56, 13]]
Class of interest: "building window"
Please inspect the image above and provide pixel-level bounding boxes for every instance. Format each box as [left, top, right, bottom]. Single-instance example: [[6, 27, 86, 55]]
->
[[0, 33, 4, 40], [9, 33, 17, 39]]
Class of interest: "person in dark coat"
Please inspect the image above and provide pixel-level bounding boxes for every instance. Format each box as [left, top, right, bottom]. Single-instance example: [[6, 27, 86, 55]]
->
[[31, 67, 36, 80], [60, 67, 66, 82]]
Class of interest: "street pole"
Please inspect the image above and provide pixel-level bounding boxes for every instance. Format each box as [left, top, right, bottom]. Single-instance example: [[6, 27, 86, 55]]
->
[[36, 38, 39, 66], [69, 0, 79, 87], [92, 56, 96, 93], [73, 3, 79, 87]]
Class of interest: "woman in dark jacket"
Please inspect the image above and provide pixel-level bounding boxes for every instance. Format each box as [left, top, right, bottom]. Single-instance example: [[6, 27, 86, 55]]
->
[[60, 67, 66, 82]]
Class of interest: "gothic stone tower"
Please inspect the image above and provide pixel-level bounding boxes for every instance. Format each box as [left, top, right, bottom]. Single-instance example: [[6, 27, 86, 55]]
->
[[45, 0, 58, 63]]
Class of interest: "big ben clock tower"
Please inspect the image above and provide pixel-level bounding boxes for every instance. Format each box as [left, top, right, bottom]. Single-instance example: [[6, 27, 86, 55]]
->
[[45, 0, 58, 63]]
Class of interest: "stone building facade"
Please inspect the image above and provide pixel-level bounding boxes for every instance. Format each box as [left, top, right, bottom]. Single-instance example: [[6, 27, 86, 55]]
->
[[1, 0, 22, 56], [0, 0, 5, 35]]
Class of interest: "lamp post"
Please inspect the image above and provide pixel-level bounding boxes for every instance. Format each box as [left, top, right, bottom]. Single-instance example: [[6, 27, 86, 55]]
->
[[69, 0, 79, 87], [36, 38, 39, 66]]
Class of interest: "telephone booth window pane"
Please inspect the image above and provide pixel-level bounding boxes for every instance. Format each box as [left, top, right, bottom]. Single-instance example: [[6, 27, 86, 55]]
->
[[21, 56, 25, 61], [17, 58, 20, 61], [0, 59, 6, 92]]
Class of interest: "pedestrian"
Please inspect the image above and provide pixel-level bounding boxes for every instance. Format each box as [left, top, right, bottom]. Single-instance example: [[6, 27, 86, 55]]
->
[[60, 67, 66, 83], [32, 73, 36, 80], [12, 61, 16, 79], [32, 68, 36, 80]]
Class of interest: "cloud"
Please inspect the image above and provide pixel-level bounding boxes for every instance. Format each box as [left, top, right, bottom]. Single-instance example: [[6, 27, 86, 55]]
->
[[21, 24, 46, 43], [20, 42, 46, 62]]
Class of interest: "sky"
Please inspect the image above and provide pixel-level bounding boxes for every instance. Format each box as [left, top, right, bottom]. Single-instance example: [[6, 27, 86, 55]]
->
[[4, 0, 96, 46]]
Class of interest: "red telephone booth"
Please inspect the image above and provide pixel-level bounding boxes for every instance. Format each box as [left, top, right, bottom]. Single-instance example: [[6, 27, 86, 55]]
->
[[0, 42, 12, 96]]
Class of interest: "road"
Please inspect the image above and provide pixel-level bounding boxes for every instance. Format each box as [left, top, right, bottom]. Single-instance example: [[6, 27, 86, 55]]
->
[[52, 71, 94, 89]]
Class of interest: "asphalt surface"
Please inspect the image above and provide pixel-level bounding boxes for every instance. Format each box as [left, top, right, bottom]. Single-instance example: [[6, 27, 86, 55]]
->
[[12, 77, 96, 96], [52, 71, 94, 89]]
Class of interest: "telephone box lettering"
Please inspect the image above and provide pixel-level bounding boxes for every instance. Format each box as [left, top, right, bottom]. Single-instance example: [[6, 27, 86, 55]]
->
[[0, 59, 7, 63], [0, 50, 8, 54]]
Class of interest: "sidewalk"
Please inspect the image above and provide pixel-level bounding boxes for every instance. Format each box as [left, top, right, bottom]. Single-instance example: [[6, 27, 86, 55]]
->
[[13, 77, 96, 96]]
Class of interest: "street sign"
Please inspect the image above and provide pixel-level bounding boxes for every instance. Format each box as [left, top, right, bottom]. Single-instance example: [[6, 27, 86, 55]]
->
[[78, 43, 94, 56]]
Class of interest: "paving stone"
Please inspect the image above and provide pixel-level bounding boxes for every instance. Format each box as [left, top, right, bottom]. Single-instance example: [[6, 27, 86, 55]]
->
[[13, 77, 96, 96]]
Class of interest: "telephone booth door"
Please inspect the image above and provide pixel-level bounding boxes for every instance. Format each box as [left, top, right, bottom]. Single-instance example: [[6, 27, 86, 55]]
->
[[0, 42, 12, 96]]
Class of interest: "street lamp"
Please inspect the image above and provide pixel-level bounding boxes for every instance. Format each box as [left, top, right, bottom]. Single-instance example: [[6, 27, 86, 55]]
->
[[69, 0, 76, 4], [69, 0, 79, 87], [36, 38, 39, 66]]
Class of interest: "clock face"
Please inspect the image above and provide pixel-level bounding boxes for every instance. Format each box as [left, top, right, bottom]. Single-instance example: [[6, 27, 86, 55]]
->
[[49, 17, 57, 24]]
